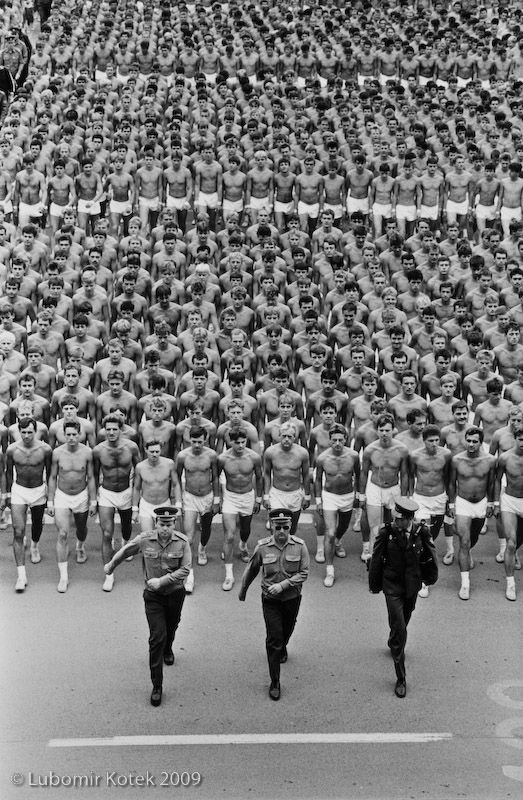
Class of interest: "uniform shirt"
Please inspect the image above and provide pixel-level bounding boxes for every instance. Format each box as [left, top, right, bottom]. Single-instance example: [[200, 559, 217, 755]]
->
[[111, 529, 191, 594], [240, 534, 309, 601], [369, 521, 435, 598]]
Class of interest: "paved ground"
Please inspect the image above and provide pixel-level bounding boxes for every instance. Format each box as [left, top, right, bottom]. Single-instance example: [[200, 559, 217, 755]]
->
[[1, 515, 522, 800]]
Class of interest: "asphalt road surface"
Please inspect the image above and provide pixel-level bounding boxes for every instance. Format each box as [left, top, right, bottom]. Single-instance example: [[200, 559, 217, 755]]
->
[[1, 513, 522, 800]]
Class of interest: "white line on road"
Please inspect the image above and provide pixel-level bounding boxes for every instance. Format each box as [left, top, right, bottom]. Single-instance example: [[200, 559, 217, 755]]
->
[[49, 732, 453, 748]]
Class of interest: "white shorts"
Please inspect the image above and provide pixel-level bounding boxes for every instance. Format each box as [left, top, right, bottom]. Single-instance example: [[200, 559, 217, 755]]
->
[[412, 491, 447, 521], [222, 198, 244, 214], [166, 195, 188, 210], [366, 482, 400, 510], [138, 196, 160, 211], [197, 191, 219, 210], [18, 200, 43, 223], [274, 199, 294, 215], [98, 485, 132, 511], [250, 195, 271, 211], [0, 198, 13, 214], [222, 487, 255, 516], [297, 201, 319, 218], [455, 495, 488, 519], [395, 203, 417, 222], [346, 196, 369, 215], [500, 493, 523, 516], [323, 202, 343, 219], [357, 74, 373, 87], [183, 490, 213, 515], [372, 202, 392, 218], [322, 489, 354, 512], [446, 198, 468, 217], [380, 72, 397, 86], [54, 486, 89, 513], [419, 204, 439, 221], [11, 482, 46, 508], [501, 207, 522, 224], [268, 486, 304, 513], [77, 198, 101, 216], [109, 199, 132, 215], [475, 203, 496, 223], [49, 202, 66, 218], [139, 496, 169, 526]]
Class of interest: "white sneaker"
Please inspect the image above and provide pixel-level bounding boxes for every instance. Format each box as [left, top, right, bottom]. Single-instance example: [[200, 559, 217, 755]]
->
[[102, 574, 114, 592], [360, 549, 371, 563], [57, 577, 68, 593], [506, 584, 517, 602], [323, 574, 335, 588], [315, 548, 325, 563], [222, 576, 235, 591], [185, 574, 194, 594], [30, 543, 41, 564], [458, 585, 470, 601], [418, 584, 429, 598], [75, 544, 87, 564], [495, 550, 506, 563], [15, 576, 27, 593], [442, 552, 454, 566], [198, 546, 207, 566]]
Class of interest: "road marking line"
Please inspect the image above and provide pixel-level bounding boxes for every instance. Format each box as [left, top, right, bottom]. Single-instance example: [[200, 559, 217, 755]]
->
[[49, 732, 452, 748]]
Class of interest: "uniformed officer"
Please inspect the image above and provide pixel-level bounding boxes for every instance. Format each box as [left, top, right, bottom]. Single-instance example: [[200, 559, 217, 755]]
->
[[104, 506, 191, 707], [368, 496, 437, 699], [239, 508, 310, 701]]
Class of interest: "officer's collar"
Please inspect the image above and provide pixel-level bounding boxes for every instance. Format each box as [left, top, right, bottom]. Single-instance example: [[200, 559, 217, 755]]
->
[[150, 530, 177, 543]]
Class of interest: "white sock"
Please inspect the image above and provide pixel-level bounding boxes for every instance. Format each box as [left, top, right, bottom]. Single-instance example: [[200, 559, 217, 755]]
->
[[445, 537, 454, 553], [316, 535, 324, 551], [188, 568, 194, 581], [461, 571, 470, 588], [326, 565, 334, 577], [498, 539, 506, 554], [507, 576, 515, 589], [58, 562, 68, 581], [362, 542, 370, 552], [225, 563, 233, 580], [76, 540, 84, 549], [198, 543, 205, 552], [17, 565, 27, 581]]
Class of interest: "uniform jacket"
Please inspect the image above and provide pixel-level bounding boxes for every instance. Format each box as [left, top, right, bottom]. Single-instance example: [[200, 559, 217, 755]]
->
[[239, 534, 310, 601], [369, 521, 437, 597], [111, 529, 191, 594]]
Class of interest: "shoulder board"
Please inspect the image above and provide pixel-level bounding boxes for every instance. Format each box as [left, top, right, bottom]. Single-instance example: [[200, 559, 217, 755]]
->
[[290, 535, 305, 544], [257, 536, 272, 546], [176, 532, 189, 543]]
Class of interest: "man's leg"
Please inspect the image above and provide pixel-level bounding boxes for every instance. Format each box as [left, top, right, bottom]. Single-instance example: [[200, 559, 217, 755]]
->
[[323, 508, 337, 587], [502, 510, 518, 601], [182, 510, 197, 592], [455, 514, 473, 599], [118, 507, 133, 542], [55, 507, 71, 593], [365, 504, 383, 561], [29, 502, 45, 559], [222, 511, 237, 590], [164, 588, 186, 661], [99, 505, 116, 591], [314, 508, 325, 562], [385, 593, 408, 686], [262, 598, 284, 690], [73, 510, 89, 563], [11, 504, 28, 592], [281, 595, 301, 662], [144, 591, 166, 693]]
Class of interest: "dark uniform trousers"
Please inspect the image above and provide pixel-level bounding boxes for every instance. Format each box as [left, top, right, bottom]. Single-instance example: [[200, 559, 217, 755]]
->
[[385, 592, 417, 683], [262, 595, 301, 684], [144, 587, 186, 688]]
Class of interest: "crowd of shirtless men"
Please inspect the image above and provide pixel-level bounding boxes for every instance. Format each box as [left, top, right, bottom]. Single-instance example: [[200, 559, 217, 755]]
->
[[0, 0, 523, 604]]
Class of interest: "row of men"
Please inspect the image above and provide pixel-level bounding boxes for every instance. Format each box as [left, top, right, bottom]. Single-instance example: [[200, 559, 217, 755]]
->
[[4, 405, 522, 602]]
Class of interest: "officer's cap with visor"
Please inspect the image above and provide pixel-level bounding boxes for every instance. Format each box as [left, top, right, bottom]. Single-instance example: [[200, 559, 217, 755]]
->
[[269, 508, 293, 527], [154, 506, 179, 521], [394, 497, 419, 518]]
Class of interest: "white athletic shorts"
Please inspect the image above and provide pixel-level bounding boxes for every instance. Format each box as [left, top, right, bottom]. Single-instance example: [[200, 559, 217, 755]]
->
[[366, 482, 400, 509], [372, 202, 392, 218], [297, 201, 319, 218], [49, 202, 66, 218], [98, 485, 132, 510], [412, 491, 447, 520], [166, 195, 188, 210], [274, 200, 294, 215], [109, 199, 132, 215], [395, 203, 417, 222], [138, 196, 160, 211], [475, 203, 496, 223], [268, 486, 304, 513], [322, 489, 354, 512], [500, 492, 523, 516], [222, 198, 244, 214], [323, 202, 343, 219], [446, 198, 468, 217], [346, 196, 369, 215], [501, 207, 522, 225], [77, 198, 101, 216], [419, 204, 439, 220], [250, 195, 271, 211], [54, 486, 89, 513], [222, 487, 255, 516], [183, 490, 213, 515], [197, 191, 219, 210], [455, 496, 488, 519], [11, 482, 46, 508], [18, 200, 43, 223]]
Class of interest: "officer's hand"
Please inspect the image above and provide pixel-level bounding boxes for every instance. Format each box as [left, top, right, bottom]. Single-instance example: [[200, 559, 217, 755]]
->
[[47, 501, 55, 517], [89, 500, 97, 517], [147, 578, 161, 591], [103, 563, 112, 575], [267, 583, 283, 596]]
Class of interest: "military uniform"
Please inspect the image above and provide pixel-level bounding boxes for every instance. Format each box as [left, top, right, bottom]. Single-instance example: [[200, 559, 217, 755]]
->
[[239, 509, 310, 693], [108, 508, 191, 695]]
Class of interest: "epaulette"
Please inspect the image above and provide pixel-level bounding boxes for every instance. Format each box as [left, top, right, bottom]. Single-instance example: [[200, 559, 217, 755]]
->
[[257, 536, 272, 546], [176, 531, 189, 542], [290, 535, 305, 544]]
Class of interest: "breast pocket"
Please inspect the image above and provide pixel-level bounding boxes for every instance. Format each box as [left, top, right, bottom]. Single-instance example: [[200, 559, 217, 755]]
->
[[144, 549, 159, 559], [262, 553, 278, 574], [284, 554, 301, 574]]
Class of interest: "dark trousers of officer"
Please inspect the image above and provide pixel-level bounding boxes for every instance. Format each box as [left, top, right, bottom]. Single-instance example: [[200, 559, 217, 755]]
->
[[385, 592, 417, 683], [143, 588, 186, 688], [262, 595, 301, 684]]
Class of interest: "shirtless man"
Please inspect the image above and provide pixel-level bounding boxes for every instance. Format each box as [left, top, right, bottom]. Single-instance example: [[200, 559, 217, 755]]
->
[[132, 440, 179, 532], [448, 427, 496, 600], [245, 150, 273, 225], [164, 152, 193, 233], [473, 377, 513, 445], [13, 153, 46, 229], [49, 395, 96, 449], [135, 150, 163, 236], [295, 156, 324, 236], [47, 419, 96, 592], [273, 157, 296, 231], [369, 163, 395, 238], [409, 425, 452, 595], [47, 159, 76, 235], [387, 371, 428, 433], [75, 159, 103, 234], [139, 398, 176, 458], [314, 424, 360, 588], [106, 155, 135, 237], [221, 155, 246, 224], [263, 421, 310, 535], [496, 430, 523, 601], [218, 429, 263, 591], [345, 154, 373, 223], [93, 414, 140, 592], [472, 162, 500, 236], [194, 145, 222, 229], [417, 157, 445, 232], [444, 153, 473, 234], [5, 417, 52, 592], [393, 159, 418, 238], [175, 425, 219, 594], [496, 162, 523, 238], [359, 413, 409, 561]]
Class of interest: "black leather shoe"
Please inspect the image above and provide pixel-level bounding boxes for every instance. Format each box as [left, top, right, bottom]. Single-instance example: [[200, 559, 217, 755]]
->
[[394, 680, 406, 699], [163, 650, 175, 665], [150, 686, 162, 706], [269, 682, 281, 701], [280, 647, 288, 663]]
